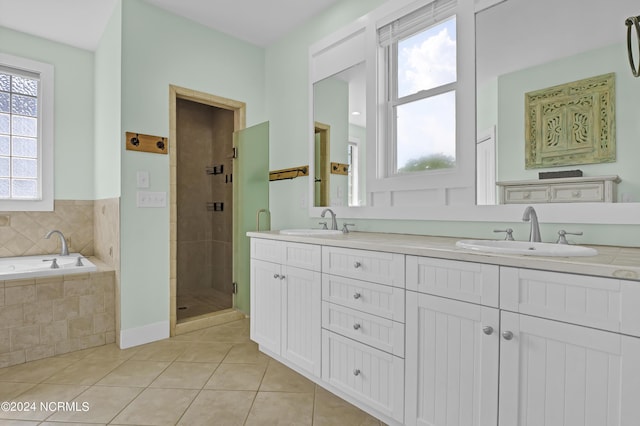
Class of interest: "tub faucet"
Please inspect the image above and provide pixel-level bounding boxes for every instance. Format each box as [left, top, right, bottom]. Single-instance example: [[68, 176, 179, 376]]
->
[[320, 208, 338, 230], [522, 206, 541, 242], [45, 230, 69, 256]]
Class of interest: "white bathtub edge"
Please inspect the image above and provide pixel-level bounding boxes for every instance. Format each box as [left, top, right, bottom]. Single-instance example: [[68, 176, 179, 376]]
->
[[119, 320, 169, 349]]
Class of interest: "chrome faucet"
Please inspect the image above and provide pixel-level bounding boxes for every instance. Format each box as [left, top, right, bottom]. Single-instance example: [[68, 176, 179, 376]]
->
[[522, 206, 541, 242], [45, 230, 69, 256], [320, 208, 338, 230]]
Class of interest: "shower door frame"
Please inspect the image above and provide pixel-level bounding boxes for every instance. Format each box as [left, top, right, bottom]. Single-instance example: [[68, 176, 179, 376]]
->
[[169, 84, 246, 336]]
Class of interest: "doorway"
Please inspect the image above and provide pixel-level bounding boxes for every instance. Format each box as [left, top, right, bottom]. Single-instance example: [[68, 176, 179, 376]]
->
[[169, 85, 246, 335]]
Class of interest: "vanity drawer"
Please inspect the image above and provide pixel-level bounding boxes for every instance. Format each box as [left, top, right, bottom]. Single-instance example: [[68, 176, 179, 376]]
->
[[322, 329, 404, 423], [406, 256, 499, 308], [322, 274, 404, 322], [501, 267, 640, 337], [322, 246, 404, 287], [502, 185, 549, 204], [251, 239, 321, 271], [322, 302, 405, 357]]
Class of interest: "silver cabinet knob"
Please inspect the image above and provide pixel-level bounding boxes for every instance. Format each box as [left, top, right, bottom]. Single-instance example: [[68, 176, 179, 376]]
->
[[353, 261, 361, 268], [353, 368, 361, 376], [502, 331, 514, 340], [279, 275, 286, 280], [273, 273, 280, 279], [353, 292, 361, 299], [482, 326, 494, 335], [353, 323, 361, 330]]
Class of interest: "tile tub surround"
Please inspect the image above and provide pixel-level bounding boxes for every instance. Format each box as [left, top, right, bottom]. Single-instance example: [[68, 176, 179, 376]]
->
[[0, 319, 382, 425], [247, 231, 640, 281], [0, 200, 94, 258], [0, 259, 116, 368]]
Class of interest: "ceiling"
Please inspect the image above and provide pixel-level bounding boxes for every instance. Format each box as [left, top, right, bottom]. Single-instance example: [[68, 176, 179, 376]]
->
[[0, 0, 342, 51]]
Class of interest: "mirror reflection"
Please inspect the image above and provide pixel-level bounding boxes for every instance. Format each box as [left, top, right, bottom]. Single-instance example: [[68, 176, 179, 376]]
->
[[476, 0, 640, 205], [313, 62, 366, 207]]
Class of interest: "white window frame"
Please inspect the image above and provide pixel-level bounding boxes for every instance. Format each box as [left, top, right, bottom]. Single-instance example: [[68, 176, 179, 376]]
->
[[0, 53, 54, 211]]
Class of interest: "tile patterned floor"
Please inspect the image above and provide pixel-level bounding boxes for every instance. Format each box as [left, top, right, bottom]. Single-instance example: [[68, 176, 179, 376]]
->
[[0, 318, 384, 425]]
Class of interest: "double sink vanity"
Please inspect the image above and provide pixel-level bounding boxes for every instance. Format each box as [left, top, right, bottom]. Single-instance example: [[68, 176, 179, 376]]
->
[[248, 229, 640, 426]]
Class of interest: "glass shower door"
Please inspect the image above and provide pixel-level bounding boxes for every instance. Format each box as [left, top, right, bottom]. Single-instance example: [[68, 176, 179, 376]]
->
[[232, 121, 270, 315]]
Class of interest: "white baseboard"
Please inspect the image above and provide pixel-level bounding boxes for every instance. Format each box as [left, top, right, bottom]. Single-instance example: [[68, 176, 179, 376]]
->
[[119, 320, 169, 349]]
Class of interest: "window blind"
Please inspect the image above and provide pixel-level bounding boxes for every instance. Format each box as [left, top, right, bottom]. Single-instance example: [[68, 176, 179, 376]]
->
[[378, 0, 457, 47]]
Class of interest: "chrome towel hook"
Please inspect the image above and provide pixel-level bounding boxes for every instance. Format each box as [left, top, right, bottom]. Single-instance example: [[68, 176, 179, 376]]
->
[[626, 15, 640, 77]]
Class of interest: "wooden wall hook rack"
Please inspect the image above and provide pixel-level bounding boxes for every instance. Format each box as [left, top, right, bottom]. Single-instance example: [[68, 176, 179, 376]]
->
[[269, 165, 309, 181], [126, 132, 168, 154]]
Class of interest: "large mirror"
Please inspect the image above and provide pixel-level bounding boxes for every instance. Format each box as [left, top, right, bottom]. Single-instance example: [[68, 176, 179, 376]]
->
[[476, 0, 640, 205], [312, 62, 366, 207]]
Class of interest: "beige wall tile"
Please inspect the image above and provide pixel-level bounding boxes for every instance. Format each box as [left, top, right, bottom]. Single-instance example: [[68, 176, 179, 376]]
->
[[63, 277, 91, 297], [24, 300, 53, 325], [0, 304, 24, 329], [79, 293, 104, 316], [0, 329, 9, 354], [10, 325, 40, 351], [53, 296, 79, 321], [40, 320, 68, 346], [4, 284, 36, 305], [36, 279, 64, 301], [0, 349, 25, 368], [0, 284, 4, 306], [25, 344, 55, 362], [68, 316, 94, 339], [93, 312, 115, 334]]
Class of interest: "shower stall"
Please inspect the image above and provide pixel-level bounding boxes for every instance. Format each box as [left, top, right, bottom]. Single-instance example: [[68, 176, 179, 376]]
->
[[175, 97, 235, 322]]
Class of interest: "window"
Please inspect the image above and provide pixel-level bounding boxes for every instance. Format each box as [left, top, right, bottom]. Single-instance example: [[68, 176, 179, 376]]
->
[[0, 53, 53, 211], [379, 0, 457, 176]]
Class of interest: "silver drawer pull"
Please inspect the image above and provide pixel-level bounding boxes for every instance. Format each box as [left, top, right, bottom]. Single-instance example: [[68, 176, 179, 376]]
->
[[353, 292, 362, 300], [353, 368, 361, 376], [502, 331, 514, 340], [353, 261, 361, 268], [572, 191, 581, 198], [273, 273, 280, 279], [353, 323, 361, 330], [482, 326, 494, 335]]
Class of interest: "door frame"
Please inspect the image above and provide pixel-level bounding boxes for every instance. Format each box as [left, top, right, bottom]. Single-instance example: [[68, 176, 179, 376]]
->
[[169, 84, 246, 336]]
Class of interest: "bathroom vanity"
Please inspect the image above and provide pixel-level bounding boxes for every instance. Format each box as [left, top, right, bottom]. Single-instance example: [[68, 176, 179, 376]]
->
[[247, 231, 640, 426]]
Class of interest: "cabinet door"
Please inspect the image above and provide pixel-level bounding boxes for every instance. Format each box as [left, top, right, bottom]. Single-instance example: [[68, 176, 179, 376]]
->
[[281, 265, 321, 377], [405, 292, 499, 426], [499, 312, 640, 426], [250, 259, 282, 355]]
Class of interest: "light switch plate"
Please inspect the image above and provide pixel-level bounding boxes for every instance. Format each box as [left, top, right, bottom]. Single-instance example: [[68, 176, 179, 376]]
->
[[137, 191, 166, 208], [137, 171, 150, 188]]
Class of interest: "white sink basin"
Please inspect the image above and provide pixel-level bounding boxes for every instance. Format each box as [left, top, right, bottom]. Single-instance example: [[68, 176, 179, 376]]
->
[[279, 229, 343, 236], [455, 239, 598, 257]]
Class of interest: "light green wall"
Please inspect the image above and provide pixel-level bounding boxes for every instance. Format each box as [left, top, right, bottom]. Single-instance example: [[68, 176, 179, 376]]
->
[[94, 0, 122, 199], [0, 27, 94, 200], [497, 42, 640, 200], [119, 0, 266, 330]]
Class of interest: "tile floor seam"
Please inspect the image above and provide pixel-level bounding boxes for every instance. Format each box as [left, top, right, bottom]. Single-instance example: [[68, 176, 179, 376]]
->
[[173, 387, 204, 426]]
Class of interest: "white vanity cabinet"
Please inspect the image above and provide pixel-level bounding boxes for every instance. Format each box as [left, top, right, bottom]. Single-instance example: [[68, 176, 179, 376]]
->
[[250, 238, 322, 377], [405, 256, 500, 426], [498, 267, 640, 426], [321, 246, 406, 423]]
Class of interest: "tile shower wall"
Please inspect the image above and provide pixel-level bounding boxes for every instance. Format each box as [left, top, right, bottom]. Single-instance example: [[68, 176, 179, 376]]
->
[[0, 200, 94, 257], [176, 99, 233, 316], [0, 268, 116, 368]]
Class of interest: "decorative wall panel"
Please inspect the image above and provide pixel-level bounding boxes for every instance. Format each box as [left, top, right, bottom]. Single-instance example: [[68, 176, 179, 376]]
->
[[525, 73, 615, 168]]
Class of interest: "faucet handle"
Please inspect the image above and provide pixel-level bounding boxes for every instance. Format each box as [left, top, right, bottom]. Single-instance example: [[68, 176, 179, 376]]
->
[[75, 256, 88, 267], [43, 258, 59, 269], [556, 230, 583, 244], [319, 222, 328, 230], [493, 228, 514, 240], [342, 223, 355, 234]]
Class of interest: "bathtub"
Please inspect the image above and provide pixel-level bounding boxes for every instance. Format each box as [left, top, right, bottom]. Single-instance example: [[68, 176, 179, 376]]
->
[[0, 253, 97, 280]]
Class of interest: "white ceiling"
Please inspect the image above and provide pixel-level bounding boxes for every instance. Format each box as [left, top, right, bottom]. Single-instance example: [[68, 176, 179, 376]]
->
[[0, 0, 342, 51]]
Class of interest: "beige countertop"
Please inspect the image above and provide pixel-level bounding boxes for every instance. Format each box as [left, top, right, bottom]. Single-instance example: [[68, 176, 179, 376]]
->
[[247, 231, 640, 281]]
